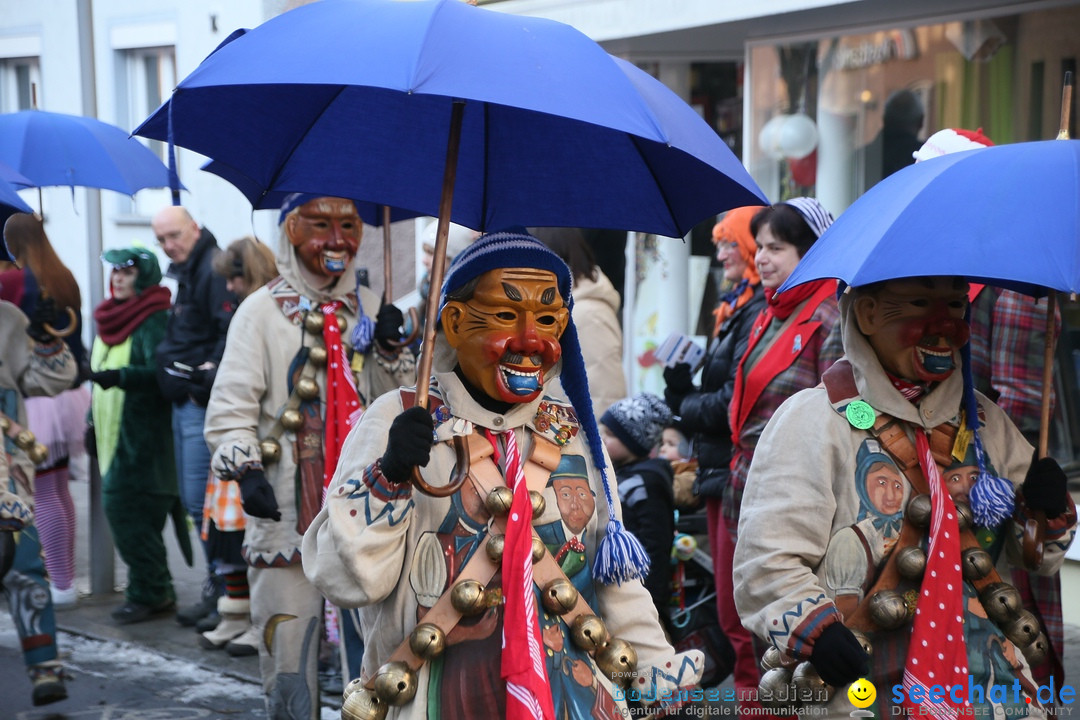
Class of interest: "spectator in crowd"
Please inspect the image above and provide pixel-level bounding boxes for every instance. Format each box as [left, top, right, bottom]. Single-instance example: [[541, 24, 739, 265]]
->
[[152, 205, 237, 629], [1, 214, 90, 607], [89, 247, 191, 625], [860, 88, 924, 191]]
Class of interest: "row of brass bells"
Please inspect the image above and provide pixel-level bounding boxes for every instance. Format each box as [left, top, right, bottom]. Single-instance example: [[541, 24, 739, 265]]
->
[[540, 577, 579, 615], [979, 582, 1023, 623], [1002, 609, 1041, 648], [308, 344, 328, 367], [570, 614, 609, 653], [27, 441, 49, 465], [960, 546, 994, 581], [341, 681, 388, 720], [483, 487, 545, 520], [955, 501, 974, 531], [896, 546, 927, 581], [409, 623, 447, 660], [758, 666, 799, 713], [484, 534, 546, 565], [303, 310, 348, 335], [868, 589, 910, 630], [759, 644, 797, 673], [259, 438, 282, 465], [594, 637, 637, 687], [295, 377, 319, 401], [792, 662, 832, 703], [372, 661, 418, 705], [0, 415, 9, 432], [906, 494, 933, 529], [281, 408, 304, 432]]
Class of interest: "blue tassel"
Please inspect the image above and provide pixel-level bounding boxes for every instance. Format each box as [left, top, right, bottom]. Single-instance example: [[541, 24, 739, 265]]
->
[[350, 290, 375, 354], [594, 519, 651, 585], [969, 473, 1014, 527]]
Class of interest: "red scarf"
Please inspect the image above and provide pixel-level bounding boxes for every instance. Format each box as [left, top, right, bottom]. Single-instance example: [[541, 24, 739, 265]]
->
[[494, 429, 555, 720], [321, 301, 361, 490], [93, 286, 172, 345], [730, 279, 836, 439], [902, 432, 969, 718]]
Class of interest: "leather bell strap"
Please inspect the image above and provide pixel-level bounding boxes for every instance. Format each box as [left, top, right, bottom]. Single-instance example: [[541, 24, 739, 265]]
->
[[367, 430, 603, 687], [259, 344, 323, 446]]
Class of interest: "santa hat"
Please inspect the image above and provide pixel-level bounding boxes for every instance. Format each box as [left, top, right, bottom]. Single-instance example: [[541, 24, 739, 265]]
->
[[439, 230, 650, 584], [912, 127, 994, 163]]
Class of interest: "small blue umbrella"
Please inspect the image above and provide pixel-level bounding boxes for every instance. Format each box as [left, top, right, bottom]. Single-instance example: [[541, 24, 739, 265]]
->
[[779, 139, 1080, 297], [0, 109, 178, 195], [134, 0, 765, 237], [0, 161, 34, 261]]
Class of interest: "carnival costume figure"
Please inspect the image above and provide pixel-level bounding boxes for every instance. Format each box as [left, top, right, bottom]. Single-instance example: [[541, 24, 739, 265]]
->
[[303, 231, 703, 720], [205, 195, 416, 720], [733, 276, 1076, 718]]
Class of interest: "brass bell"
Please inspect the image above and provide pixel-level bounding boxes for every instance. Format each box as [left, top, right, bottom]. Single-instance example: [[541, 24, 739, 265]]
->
[[1002, 609, 1041, 648], [868, 589, 910, 630], [595, 638, 637, 686], [372, 661, 418, 705], [758, 667, 798, 712], [540, 578, 579, 615], [849, 629, 872, 656], [408, 623, 447, 660], [570, 614, 609, 653], [979, 582, 1023, 623], [896, 546, 927, 580], [28, 442, 49, 465], [484, 487, 514, 517], [906, 494, 932, 529], [531, 536, 546, 563], [485, 534, 505, 564], [1021, 633, 1049, 667], [0, 415, 9, 432], [341, 686, 388, 720], [343, 677, 365, 701], [528, 491, 546, 519], [336, 313, 348, 333], [954, 501, 973, 531], [303, 311, 325, 335], [280, 408, 304, 432], [14, 429, 35, 450], [760, 645, 783, 672], [450, 579, 487, 616], [960, 547, 994, 581], [295, 377, 320, 401], [792, 661, 831, 702], [308, 345, 328, 367], [259, 438, 282, 464]]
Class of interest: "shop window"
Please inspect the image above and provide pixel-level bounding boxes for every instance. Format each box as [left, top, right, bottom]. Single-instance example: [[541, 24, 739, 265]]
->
[[0, 56, 39, 112]]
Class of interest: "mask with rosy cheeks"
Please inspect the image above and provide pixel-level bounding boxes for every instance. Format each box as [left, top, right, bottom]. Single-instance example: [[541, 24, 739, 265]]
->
[[441, 267, 569, 403], [854, 276, 970, 383], [284, 197, 362, 277]]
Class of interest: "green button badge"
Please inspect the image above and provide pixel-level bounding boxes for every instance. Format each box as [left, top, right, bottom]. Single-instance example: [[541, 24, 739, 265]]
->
[[845, 400, 876, 430]]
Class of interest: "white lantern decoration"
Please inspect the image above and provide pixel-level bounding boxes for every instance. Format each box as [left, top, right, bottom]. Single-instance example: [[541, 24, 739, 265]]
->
[[778, 113, 818, 160], [757, 115, 788, 160]]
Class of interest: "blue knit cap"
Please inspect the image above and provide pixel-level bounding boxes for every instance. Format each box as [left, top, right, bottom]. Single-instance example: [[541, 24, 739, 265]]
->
[[439, 230, 650, 584]]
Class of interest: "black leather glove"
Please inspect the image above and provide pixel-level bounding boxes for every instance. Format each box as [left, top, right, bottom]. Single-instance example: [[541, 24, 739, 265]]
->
[[237, 467, 281, 521], [90, 369, 122, 389], [84, 424, 97, 459], [26, 296, 58, 343], [379, 406, 435, 484], [0, 530, 15, 581], [374, 302, 405, 350], [1022, 451, 1069, 519], [809, 621, 870, 687], [663, 363, 695, 414]]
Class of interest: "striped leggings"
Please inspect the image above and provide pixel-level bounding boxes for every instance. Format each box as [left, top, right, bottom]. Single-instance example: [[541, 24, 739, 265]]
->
[[33, 463, 76, 591]]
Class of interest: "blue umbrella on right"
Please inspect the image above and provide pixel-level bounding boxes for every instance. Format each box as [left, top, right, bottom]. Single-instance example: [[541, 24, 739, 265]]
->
[[780, 139, 1080, 298]]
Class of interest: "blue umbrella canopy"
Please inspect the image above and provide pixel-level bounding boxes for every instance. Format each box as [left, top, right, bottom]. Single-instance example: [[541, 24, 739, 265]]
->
[[780, 139, 1080, 297], [0, 109, 178, 195], [134, 0, 765, 236]]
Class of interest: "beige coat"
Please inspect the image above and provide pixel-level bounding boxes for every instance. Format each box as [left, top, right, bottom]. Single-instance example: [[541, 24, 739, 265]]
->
[[572, 269, 626, 420], [204, 235, 414, 566], [303, 334, 702, 718], [733, 291, 1074, 718]]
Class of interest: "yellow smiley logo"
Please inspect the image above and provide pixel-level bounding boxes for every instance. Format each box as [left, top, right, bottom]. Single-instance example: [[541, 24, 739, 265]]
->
[[847, 678, 876, 709]]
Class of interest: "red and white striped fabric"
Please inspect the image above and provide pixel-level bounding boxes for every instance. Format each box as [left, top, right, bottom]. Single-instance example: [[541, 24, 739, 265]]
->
[[497, 429, 555, 720], [321, 302, 362, 491], [902, 432, 970, 718]]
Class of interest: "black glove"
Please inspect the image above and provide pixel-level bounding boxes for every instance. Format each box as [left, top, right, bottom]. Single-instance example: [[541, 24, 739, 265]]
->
[[379, 406, 435, 484], [1022, 451, 1069, 519], [26, 296, 59, 343], [237, 467, 281, 521], [809, 622, 870, 687], [84, 424, 97, 459], [90, 369, 122, 389], [663, 363, 695, 414], [374, 302, 405, 350], [0, 530, 14, 581]]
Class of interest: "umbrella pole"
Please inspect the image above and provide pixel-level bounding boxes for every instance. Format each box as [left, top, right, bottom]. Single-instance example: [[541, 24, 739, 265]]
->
[[1037, 293, 1056, 460], [415, 100, 464, 410], [383, 204, 393, 303]]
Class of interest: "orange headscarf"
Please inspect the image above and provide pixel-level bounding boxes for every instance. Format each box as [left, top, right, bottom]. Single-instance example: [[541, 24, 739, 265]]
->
[[711, 205, 764, 336]]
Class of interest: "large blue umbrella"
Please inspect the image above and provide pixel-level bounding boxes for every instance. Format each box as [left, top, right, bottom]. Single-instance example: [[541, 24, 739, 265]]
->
[[0, 109, 178, 195], [779, 139, 1080, 297], [135, 0, 766, 408], [133, 0, 765, 237]]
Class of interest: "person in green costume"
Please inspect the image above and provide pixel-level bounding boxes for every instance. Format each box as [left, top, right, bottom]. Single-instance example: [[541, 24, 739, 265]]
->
[[88, 247, 192, 624]]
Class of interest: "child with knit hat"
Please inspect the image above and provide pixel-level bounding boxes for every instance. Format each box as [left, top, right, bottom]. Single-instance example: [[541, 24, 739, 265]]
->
[[599, 392, 677, 632]]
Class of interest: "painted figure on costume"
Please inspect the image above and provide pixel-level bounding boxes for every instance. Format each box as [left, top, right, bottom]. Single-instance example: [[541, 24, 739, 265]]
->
[[734, 276, 1076, 719], [303, 231, 703, 720]]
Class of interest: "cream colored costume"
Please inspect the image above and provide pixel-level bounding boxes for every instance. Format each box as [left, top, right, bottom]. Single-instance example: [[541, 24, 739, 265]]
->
[[570, 268, 626, 420], [303, 335, 702, 719], [733, 292, 1075, 719], [204, 237, 414, 720]]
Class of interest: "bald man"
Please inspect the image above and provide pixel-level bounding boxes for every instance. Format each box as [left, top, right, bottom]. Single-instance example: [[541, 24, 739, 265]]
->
[[152, 206, 238, 629]]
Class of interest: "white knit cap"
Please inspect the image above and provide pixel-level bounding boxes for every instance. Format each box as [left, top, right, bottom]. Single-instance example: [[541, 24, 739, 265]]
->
[[912, 127, 994, 163]]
